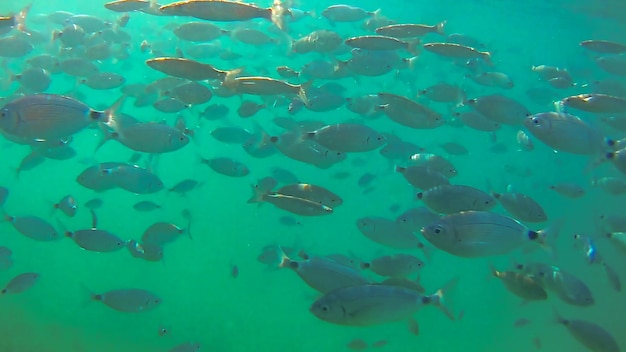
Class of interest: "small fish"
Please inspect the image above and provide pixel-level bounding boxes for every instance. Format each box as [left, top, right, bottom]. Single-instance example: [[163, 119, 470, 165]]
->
[[417, 184, 496, 214], [237, 100, 265, 118], [361, 254, 424, 278], [467, 71, 514, 89], [554, 310, 620, 352], [168, 179, 200, 195], [210, 127, 253, 144], [347, 339, 368, 350], [248, 186, 333, 216], [141, 222, 190, 246], [201, 157, 249, 177], [84, 198, 103, 210], [345, 35, 420, 54], [492, 187, 547, 223], [321, 5, 378, 23], [489, 265, 547, 301], [395, 165, 450, 190], [173, 21, 226, 42], [375, 21, 446, 38], [517, 263, 594, 306], [423, 42, 492, 65], [105, 164, 164, 194], [357, 217, 430, 257], [562, 94, 626, 114], [549, 182, 585, 198], [104, 0, 151, 12], [53, 195, 78, 217], [592, 176, 626, 195], [1, 272, 39, 294], [422, 211, 556, 257], [133, 200, 161, 212], [514, 318, 532, 327], [275, 183, 343, 207], [90, 288, 161, 312], [466, 94, 530, 125]]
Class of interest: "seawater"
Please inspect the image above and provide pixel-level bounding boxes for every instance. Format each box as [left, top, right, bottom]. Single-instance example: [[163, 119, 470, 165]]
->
[[0, 1, 624, 351]]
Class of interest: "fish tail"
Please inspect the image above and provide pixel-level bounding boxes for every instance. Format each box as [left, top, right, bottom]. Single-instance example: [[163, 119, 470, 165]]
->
[[223, 67, 244, 87], [247, 184, 266, 204], [277, 246, 293, 269], [416, 241, 432, 262], [298, 80, 314, 108], [435, 20, 447, 36], [16, 3, 32, 35], [552, 307, 567, 326], [103, 95, 127, 123], [406, 38, 421, 56], [95, 122, 117, 152], [535, 217, 565, 258], [429, 276, 459, 320], [481, 51, 493, 66], [603, 262, 622, 292]]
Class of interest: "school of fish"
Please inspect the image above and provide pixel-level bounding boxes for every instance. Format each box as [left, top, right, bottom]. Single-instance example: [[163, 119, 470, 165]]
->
[[0, 0, 625, 351]]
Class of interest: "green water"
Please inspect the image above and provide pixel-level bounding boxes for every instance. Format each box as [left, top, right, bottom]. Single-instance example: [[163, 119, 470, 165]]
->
[[0, 1, 625, 351]]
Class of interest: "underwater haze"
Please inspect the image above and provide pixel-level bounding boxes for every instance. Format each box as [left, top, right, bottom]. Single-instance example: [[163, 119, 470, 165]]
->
[[0, 0, 625, 351]]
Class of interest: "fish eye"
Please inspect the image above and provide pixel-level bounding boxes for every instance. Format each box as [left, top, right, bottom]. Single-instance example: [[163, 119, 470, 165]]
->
[[433, 226, 442, 234], [531, 117, 541, 125], [321, 305, 330, 312]]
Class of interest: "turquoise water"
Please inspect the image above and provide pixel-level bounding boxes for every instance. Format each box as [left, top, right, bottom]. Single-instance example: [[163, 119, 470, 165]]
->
[[0, 1, 625, 351]]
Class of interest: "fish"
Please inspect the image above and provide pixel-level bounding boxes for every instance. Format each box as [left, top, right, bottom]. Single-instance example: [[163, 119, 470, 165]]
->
[[310, 279, 455, 326], [104, 164, 164, 194], [104, 0, 151, 12], [279, 252, 369, 293], [492, 187, 547, 222], [361, 254, 424, 278], [133, 200, 161, 212], [408, 153, 457, 177], [346, 339, 368, 350], [606, 148, 626, 176], [422, 211, 556, 257], [417, 185, 496, 214], [90, 288, 161, 312], [81, 72, 126, 90], [356, 216, 430, 257], [1, 273, 39, 294], [0, 186, 8, 206], [53, 195, 78, 217], [561, 94, 626, 113], [377, 92, 444, 129], [549, 182, 585, 198], [375, 21, 446, 38], [201, 157, 249, 177], [419, 82, 465, 103], [454, 111, 500, 132], [0, 94, 121, 142], [146, 57, 240, 81], [554, 310, 620, 352], [321, 5, 378, 23], [305, 123, 386, 152], [159, 0, 276, 23], [168, 179, 200, 195], [210, 127, 253, 144], [65, 228, 127, 253], [275, 183, 342, 207], [0, 4, 30, 34], [466, 94, 530, 125], [248, 186, 333, 216], [489, 265, 547, 301], [345, 35, 420, 54], [516, 263, 594, 306], [141, 222, 190, 246], [395, 165, 450, 190], [580, 39, 626, 54], [173, 22, 226, 42], [423, 42, 492, 64], [467, 71, 514, 89], [4, 214, 59, 241], [168, 342, 201, 352]]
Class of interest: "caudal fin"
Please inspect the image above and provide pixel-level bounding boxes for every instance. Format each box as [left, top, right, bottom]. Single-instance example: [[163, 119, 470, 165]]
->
[[428, 276, 459, 320]]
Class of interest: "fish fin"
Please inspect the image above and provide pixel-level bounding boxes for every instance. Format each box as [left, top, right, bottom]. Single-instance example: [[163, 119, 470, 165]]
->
[[435, 20, 447, 35], [182, 209, 193, 240], [535, 217, 565, 259], [298, 80, 314, 108], [15, 3, 32, 35], [406, 38, 421, 56], [79, 283, 100, 308], [551, 307, 566, 325], [103, 95, 128, 123], [602, 262, 621, 292], [277, 246, 294, 269], [429, 276, 459, 320], [95, 122, 118, 152], [416, 241, 433, 262], [247, 184, 267, 203]]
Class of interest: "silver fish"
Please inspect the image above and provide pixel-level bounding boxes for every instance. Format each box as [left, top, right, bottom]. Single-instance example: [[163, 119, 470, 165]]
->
[[422, 211, 554, 257], [141, 222, 190, 246], [91, 288, 161, 312], [417, 185, 496, 214], [66, 228, 126, 252], [554, 310, 619, 352], [524, 112, 609, 154], [4, 214, 59, 241]]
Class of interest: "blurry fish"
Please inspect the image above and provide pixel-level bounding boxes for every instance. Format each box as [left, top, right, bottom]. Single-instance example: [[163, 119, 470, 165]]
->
[[592, 176, 626, 195], [419, 82, 465, 103], [173, 22, 226, 42], [580, 39, 626, 54], [200, 103, 230, 120], [395, 165, 450, 190], [141, 222, 190, 246], [1, 272, 39, 294], [104, 164, 164, 194], [361, 254, 424, 278], [357, 216, 430, 255], [549, 182, 585, 198], [455, 111, 500, 132], [201, 157, 249, 177], [377, 92, 444, 129], [3, 214, 59, 241], [422, 211, 556, 257], [554, 310, 619, 352], [321, 5, 378, 23], [53, 195, 78, 217], [237, 100, 265, 118], [104, 0, 151, 12], [466, 94, 530, 125], [305, 123, 386, 152], [90, 288, 161, 312], [81, 72, 125, 90], [275, 183, 342, 207], [146, 57, 240, 82], [248, 186, 333, 216], [375, 22, 446, 38], [516, 263, 594, 306], [561, 94, 626, 113], [396, 207, 441, 233], [439, 142, 468, 155], [133, 200, 161, 212], [408, 153, 457, 177], [525, 112, 609, 154], [169, 342, 201, 352], [489, 265, 547, 301], [270, 167, 299, 184], [467, 71, 514, 89], [345, 35, 420, 54], [210, 127, 253, 144], [0, 4, 30, 34], [279, 251, 369, 293], [346, 339, 368, 351], [0, 186, 7, 206], [423, 42, 492, 64], [417, 185, 496, 214], [492, 187, 547, 222], [168, 179, 200, 196], [84, 198, 103, 210]]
